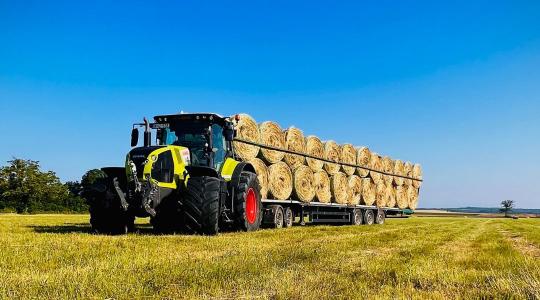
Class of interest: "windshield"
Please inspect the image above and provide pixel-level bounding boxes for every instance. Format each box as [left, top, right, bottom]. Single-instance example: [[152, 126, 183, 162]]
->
[[157, 123, 211, 167]]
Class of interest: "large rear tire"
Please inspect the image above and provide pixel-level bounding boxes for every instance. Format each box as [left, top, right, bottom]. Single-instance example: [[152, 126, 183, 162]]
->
[[233, 172, 263, 232], [182, 176, 221, 235]]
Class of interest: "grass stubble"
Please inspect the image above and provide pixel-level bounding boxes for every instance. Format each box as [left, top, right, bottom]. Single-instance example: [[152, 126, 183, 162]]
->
[[0, 215, 538, 299]]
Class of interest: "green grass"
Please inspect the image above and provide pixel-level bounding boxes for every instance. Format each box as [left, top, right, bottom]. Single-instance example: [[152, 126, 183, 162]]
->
[[0, 215, 539, 299]]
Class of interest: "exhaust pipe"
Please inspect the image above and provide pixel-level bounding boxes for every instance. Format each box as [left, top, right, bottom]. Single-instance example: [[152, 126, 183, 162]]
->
[[143, 117, 151, 147]]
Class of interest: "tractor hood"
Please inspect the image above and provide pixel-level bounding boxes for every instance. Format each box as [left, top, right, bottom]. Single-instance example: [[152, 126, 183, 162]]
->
[[127, 146, 165, 179]]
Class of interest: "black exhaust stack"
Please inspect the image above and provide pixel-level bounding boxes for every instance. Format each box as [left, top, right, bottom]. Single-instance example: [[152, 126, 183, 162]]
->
[[143, 117, 151, 147]]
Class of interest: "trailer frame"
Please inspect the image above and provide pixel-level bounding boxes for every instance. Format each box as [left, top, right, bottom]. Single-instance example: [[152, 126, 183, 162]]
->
[[261, 199, 408, 228]]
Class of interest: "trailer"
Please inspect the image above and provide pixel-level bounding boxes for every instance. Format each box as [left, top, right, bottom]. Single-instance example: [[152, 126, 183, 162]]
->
[[260, 199, 409, 228]]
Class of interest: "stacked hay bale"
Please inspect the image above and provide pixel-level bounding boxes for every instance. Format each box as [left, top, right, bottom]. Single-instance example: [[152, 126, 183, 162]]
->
[[233, 114, 422, 209]]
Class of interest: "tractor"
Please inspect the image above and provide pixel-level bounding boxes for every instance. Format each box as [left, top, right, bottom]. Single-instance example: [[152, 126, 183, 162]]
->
[[84, 113, 262, 235]]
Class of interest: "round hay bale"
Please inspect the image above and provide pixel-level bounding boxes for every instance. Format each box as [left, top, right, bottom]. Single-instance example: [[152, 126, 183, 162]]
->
[[412, 164, 423, 188], [348, 175, 362, 205], [324, 141, 342, 175], [267, 162, 293, 200], [375, 183, 387, 207], [314, 170, 331, 203], [341, 144, 357, 176], [382, 156, 393, 185], [403, 162, 413, 186], [305, 136, 325, 172], [233, 114, 260, 161], [283, 127, 306, 170], [395, 185, 408, 209], [258, 121, 286, 164], [385, 184, 396, 208], [369, 153, 384, 185], [356, 146, 371, 177], [407, 187, 419, 210], [292, 165, 315, 202], [361, 178, 376, 206], [331, 172, 349, 204], [393, 160, 405, 186], [247, 158, 269, 199]]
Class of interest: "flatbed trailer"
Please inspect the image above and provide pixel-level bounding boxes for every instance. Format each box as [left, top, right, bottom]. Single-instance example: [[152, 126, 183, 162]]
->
[[260, 199, 411, 228]]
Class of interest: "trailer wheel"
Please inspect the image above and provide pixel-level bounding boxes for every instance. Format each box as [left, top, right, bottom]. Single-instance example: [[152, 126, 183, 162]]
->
[[233, 172, 263, 232], [283, 207, 293, 228], [375, 209, 385, 225], [182, 176, 221, 235], [351, 209, 363, 225], [363, 209, 375, 225], [274, 206, 284, 229]]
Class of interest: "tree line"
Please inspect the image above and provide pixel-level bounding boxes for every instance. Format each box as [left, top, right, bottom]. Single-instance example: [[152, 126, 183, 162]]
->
[[0, 158, 101, 213]]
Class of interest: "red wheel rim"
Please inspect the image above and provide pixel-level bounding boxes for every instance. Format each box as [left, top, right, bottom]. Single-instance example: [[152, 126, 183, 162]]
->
[[246, 188, 257, 224]]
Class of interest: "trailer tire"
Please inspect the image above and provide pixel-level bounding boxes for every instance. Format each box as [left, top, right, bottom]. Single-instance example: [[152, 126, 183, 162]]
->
[[233, 172, 263, 232], [284, 207, 293, 228], [375, 209, 385, 225], [351, 209, 363, 225], [266, 205, 284, 228], [182, 176, 221, 235], [363, 209, 375, 225]]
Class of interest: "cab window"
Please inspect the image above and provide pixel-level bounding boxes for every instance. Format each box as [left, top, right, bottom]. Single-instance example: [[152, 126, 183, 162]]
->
[[212, 124, 226, 170]]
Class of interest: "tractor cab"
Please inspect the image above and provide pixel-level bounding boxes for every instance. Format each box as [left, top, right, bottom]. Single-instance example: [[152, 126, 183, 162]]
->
[[152, 113, 235, 170], [130, 113, 235, 170]]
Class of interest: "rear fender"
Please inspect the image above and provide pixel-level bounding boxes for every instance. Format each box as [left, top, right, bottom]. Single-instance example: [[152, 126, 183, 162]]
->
[[230, 162, 256, 188]]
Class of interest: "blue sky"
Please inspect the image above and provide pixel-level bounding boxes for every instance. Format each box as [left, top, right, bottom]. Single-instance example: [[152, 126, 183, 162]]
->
[[1, 1, 539, 208]]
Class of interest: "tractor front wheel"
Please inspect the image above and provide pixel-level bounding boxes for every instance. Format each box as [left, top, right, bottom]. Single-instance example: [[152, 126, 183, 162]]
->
[[86, 176, 134, 235], [182, 176, 221, 235]]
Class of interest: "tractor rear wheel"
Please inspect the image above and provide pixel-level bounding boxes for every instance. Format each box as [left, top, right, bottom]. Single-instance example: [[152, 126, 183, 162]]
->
[[233, 172, 263, 232], [182, 176, 221, 235]]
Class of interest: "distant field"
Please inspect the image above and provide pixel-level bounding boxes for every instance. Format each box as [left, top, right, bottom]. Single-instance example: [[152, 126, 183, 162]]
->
[[0, 215, 539, 299]]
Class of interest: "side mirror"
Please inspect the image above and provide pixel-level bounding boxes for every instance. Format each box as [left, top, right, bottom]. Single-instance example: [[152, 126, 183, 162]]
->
[[131, 128, 139, 147], [224, 129, 234, 141]]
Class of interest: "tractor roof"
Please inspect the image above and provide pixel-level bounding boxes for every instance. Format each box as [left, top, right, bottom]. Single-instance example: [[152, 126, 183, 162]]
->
[[154, 113, 228, 124]]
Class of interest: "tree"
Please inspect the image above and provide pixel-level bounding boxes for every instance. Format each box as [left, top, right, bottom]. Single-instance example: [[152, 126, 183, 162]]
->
[[0, 158, 68, 213], [81, 169, 106, 190], [64, 181, 88, 213], [500, 200, 514, 218]]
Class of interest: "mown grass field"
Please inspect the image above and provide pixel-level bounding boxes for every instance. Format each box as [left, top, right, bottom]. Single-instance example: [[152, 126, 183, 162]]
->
[[0, 215, 539, 299]]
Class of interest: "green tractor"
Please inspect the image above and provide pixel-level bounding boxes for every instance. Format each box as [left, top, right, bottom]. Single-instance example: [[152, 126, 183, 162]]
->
[[84, 113, 262, 235]]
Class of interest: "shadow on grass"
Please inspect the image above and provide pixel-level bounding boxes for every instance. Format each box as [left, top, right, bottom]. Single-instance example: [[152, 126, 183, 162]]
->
[[29, 223, 93, 234], [28, 223, 156, 235]]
